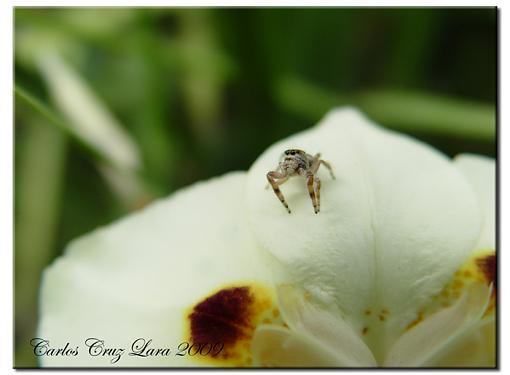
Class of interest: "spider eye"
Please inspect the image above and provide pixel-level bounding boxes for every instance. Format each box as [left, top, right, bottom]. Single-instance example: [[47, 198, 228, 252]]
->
[[290, 150, 296, 155], [284, 150, 290, 155]]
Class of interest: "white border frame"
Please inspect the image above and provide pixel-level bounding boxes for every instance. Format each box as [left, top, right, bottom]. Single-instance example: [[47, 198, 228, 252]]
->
[[3, 2, 505, 374]]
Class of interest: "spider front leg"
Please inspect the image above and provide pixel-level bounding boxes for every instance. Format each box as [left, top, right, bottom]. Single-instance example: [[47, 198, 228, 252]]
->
[[320, 160, 336, 180], [265, 164, 282, 190], [315, 176, 321, 213], [266, 171, 291, 213], [306, 174, 319, 214]]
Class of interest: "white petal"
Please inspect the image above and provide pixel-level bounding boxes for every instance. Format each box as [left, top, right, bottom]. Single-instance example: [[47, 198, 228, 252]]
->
[[38, 172, 274, 367], [252, 325, 344, 367], [427, 316, 495, 367], [384, 283, 492, 367], [275, 284, 376, 367], [454, 154, 495, 250], [246, 107, 481, 360]]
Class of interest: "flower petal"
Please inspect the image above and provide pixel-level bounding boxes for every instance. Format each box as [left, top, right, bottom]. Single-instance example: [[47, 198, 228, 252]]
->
[[38, 172, 275, 367], [384, 283, 493, 367], [246, 107, 481, 361], [427, 316, 495, 367], [275, 284, 376, 367], [454, 154, 495, 250], [252, 325, 345, 367]]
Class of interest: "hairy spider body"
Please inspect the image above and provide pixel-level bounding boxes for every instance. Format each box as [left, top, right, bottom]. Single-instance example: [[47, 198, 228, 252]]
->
[[266, 149, 335, 214]]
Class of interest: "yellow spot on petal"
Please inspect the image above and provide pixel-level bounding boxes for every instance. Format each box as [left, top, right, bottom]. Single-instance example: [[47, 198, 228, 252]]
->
[[403, 249, 496, 333], [463, 270, 473, 278], [405, 310, 424, 332], [452, 279, 464, 290]]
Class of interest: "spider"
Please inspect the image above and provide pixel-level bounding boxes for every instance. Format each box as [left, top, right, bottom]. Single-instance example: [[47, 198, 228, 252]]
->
[[266, 149, 335, 214]]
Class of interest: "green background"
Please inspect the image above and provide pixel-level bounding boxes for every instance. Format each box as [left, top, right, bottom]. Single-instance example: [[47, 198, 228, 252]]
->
[[14, 8, 496, 367]]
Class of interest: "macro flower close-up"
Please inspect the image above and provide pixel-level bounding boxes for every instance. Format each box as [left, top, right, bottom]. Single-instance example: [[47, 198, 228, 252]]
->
[[37, 108, 496, 368], [13, 8, 497, 369]]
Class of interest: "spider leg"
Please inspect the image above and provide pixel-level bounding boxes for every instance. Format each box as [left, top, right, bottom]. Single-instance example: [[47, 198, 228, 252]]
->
[[310, 154, 321, 174], [306, 174, 319, 214], [315, 176, 321, 213], [320, 160, 336, 180], [267, 171, 291, 213], [265, 164, 283, 189]]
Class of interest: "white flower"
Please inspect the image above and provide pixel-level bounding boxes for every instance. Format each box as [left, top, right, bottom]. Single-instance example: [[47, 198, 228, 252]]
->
[[37, 108, 495, 367]]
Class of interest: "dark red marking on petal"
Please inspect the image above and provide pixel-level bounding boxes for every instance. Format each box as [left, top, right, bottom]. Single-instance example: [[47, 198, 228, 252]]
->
[[185, 284, 278, 366], [189, 287, 253, 347], [476, 253, 496, 288]]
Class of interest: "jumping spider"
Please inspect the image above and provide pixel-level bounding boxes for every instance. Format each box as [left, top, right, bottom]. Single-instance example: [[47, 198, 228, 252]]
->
[[266, 149, 335, 214]]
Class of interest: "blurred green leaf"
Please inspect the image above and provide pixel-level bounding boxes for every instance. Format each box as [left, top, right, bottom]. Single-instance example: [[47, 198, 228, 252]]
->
[[359, 89, 495, 141], [38, 53, 142, 172], [15, 115, 67, 367], [15, 86, 103, 160], [383, 11, 439, 85], [15, 81, 153, 210], [276, 76, 495, 141], [37, 53, 156, 208], [177, 10, 235, 147]]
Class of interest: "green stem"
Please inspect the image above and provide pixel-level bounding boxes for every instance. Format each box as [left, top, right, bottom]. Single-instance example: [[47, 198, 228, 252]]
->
[[14, 86, 105, 163]]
